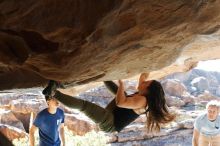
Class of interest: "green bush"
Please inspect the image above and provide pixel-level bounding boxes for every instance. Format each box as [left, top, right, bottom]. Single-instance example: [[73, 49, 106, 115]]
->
[[13, 127, 110, 146]]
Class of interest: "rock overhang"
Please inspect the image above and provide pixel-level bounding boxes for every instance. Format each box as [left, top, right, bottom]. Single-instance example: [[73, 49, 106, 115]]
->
[[0, 0, 220, 90]]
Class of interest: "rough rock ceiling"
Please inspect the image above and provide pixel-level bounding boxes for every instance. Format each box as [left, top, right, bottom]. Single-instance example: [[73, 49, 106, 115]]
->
[[1, 0, 220, 90]]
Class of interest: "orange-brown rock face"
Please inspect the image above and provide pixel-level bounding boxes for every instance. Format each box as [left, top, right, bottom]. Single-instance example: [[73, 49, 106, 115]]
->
[[1, 0, 220, 90]]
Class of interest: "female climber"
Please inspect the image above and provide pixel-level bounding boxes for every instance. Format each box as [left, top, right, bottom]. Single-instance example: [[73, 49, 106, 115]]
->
[[42, 73, 175, 132]]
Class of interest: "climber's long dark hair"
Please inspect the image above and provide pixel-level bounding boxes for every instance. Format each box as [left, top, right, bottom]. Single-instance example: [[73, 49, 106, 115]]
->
[[145, 80, 175, 131]]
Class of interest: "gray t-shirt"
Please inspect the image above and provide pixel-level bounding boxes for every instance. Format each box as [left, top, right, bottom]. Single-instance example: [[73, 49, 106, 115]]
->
[[194, 113, 220, 136]]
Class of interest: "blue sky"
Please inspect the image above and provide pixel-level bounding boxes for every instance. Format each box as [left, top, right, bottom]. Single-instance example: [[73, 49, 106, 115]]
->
[[196, 59, 220, 72]]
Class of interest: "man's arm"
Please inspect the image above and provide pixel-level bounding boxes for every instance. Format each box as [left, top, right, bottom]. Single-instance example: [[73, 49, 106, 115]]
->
[[192, 129, 200, 146], [29, 125, 38, 146], [60, 123, 65, 146]]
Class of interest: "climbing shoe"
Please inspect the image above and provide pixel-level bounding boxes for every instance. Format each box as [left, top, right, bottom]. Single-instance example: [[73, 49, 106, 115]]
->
[[42, 80, 59, 97]]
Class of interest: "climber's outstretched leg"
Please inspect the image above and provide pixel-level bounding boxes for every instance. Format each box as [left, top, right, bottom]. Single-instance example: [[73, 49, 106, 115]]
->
[[43, 80, 117, 132], [53, 91, 115, 132]]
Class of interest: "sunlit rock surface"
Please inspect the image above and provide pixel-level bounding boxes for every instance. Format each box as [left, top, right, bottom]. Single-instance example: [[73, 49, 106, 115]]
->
[[1, 0, 220, 90], [0, 124, 27, 140], [0, 109, 25, 130]]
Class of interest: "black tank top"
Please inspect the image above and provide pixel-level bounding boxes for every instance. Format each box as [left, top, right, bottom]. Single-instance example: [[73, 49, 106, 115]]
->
[[113, 107, 139, 132], [113, 93, 140, 132]]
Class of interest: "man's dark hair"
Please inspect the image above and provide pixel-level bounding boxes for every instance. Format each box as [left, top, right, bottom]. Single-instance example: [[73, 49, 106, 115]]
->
[[45, 96, 50, 101]]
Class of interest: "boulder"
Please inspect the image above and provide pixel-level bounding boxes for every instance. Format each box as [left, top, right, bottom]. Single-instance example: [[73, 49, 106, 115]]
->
[[12, 112, 31, 133], [166, 96, 185, 107], [0, 93, 41, 105], [216, 86, 220, 97], [0, 124, 27, 141], [196, 90, 217, 102], [190, 77, 209, 92], [65, 113, 98, 136], [177, 119, 194, 129], [181, 92, 195, 104], [162, 79, 187, 97], [0, 109, 24, 131], [9, 98, 47, 114]]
